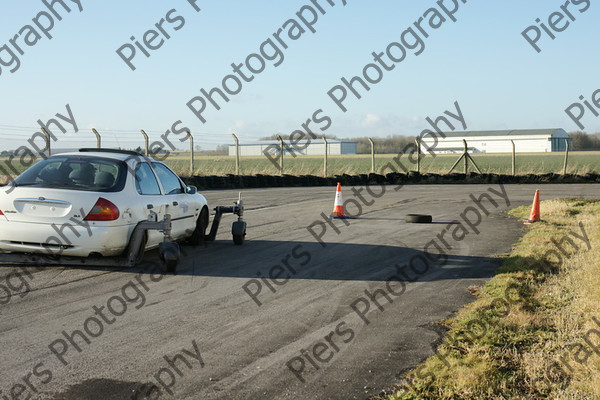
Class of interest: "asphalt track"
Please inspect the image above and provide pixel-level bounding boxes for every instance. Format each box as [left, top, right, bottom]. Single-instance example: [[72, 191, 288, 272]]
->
[[0, 184, 597, 400]]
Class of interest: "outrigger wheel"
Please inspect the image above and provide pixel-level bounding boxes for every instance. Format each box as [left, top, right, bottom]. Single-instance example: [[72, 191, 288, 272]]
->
[[205, 193, 247, 245], [160, 241, 180, 273], [232, 193, 246, 245], [232, 220, 246, 245]]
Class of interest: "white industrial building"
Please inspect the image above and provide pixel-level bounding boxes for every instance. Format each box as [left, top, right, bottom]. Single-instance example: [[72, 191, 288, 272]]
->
[[229, 140, 358, 156], [419, 129, 571, 154]]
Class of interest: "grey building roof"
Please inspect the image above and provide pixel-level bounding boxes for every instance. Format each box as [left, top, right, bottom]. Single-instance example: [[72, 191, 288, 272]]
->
[[424, 128, 568, 138]]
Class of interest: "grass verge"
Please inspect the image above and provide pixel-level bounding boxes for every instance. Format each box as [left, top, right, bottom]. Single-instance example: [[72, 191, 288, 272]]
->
[[380, 198, 600, 400]]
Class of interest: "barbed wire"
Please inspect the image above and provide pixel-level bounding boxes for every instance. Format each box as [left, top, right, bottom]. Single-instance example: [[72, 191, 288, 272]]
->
[[0, 124, 254, 149]]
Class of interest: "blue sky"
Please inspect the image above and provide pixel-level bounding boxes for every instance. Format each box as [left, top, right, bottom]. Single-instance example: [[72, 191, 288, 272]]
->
[[0, 0, 598, 151]]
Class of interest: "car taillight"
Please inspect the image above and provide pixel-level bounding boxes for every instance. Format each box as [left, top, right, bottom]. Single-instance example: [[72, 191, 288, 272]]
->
[[84, 198, 120, 221], [0, 210, 3, 216]]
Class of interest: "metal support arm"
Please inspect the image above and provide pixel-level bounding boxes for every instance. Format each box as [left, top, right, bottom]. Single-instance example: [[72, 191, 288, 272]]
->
[[206, 194, 244, 242]]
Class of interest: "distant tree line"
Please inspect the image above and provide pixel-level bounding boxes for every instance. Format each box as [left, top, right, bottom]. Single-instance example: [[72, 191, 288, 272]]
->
[[198, 144, 229, 155], [351, 135, 415, 154], [568, 131, 600, 150]]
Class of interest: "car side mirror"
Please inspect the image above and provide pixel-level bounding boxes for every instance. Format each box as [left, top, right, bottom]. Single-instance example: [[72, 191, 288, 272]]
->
[[186, 186, 197, 194]]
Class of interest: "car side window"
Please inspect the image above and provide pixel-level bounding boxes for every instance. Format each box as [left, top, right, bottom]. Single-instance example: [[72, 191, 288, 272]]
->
[[152, 163, 184, 195], [135, 163, 161, 195]]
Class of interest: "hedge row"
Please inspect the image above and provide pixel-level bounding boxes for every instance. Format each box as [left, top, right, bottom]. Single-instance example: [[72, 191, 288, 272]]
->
[[182, 172, 600, 190], [1, 173, 596, 191]]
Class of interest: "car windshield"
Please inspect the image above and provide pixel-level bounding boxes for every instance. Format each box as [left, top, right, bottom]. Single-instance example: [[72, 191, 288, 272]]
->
[[12, 155, 127, 192]]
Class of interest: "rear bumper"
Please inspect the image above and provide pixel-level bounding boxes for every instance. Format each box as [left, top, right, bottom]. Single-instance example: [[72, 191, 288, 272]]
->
[[0, 220, 133, 257]]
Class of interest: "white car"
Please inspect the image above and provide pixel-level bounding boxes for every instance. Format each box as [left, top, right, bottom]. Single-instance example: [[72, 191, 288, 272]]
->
[[0, 149, 209, 258]]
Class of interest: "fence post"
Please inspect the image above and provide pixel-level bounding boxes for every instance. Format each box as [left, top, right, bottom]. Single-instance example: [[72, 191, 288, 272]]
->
[[232, 133, 240, 175], [186, 130, 194, 176], [563, 138, 569, 175], [92, 128, 101, 148], [323, 136, 328, 177], [511, 140, 516, 176], [415, 138, 421, 174], [463, 139, 468, 174], [368, 137, 375, 173], [140, 130, 149, 156], [277, 135, 284, 175], [448, 139, 481, 174], [41, 127, 51, 157]]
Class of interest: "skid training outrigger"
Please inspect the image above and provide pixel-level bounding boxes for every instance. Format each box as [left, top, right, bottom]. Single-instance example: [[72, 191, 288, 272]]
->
[[0, 195, 246, 273]]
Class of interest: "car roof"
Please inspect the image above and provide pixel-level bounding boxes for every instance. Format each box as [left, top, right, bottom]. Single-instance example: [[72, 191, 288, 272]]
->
[[54, 149, 153, 162]]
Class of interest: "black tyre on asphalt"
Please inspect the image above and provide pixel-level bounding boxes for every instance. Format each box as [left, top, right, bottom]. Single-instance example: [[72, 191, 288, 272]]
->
[[164, 258, 178, 273], [405, 214, 433, 223], [232, 220, 246, 245], [160, 242, 180, 273], [233, 234, 244, 245]]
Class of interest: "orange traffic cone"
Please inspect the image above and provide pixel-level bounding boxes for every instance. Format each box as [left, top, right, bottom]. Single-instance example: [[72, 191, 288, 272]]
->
[[524, 189, 540, 224], [330, 183, 350, 219]]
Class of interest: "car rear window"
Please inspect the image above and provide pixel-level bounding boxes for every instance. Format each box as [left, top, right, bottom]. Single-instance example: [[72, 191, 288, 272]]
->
[[12, 156, 127, 192]]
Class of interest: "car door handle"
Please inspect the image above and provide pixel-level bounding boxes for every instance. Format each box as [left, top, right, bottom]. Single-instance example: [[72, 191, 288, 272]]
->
[[147, 204, 154, 209], [172, 201, 179, 206]]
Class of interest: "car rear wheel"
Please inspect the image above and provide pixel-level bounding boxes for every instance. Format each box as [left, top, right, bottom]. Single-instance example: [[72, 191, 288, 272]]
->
[[189, 207, 209, 245]]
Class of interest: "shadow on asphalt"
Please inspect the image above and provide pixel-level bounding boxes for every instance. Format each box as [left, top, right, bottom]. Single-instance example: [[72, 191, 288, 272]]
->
[[1, 239, 508, 284], [127, 239, 505, 283]]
